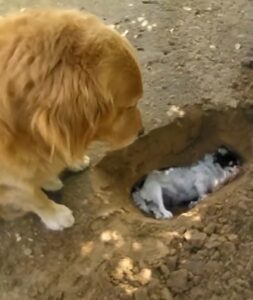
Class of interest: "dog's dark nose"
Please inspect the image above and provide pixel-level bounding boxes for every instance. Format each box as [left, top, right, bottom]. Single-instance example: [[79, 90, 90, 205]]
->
[[138, 128, 145, 137]]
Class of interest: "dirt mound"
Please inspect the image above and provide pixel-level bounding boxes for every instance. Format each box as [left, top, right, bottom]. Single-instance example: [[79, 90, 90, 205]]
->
[[87, 104, 253, 299], [92, 105, 252, 214]]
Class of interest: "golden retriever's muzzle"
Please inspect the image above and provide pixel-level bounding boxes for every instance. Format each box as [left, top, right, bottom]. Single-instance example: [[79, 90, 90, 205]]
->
[[138, 128, 145, 137]]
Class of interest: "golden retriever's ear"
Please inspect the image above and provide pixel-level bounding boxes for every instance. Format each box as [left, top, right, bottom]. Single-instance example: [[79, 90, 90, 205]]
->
[[30, 63, 112, 163]]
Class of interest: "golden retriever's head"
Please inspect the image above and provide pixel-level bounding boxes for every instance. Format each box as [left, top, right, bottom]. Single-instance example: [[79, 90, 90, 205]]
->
[[51, 11, 144, 155], [0, 10, 143, 162], [92, 28, 144, 150]]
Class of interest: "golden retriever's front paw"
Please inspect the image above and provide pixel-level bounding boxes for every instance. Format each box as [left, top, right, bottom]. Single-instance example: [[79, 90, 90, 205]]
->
[[42, 177, 63, 192], [68, 155, 91, 173], [40, 203, 75, 231]]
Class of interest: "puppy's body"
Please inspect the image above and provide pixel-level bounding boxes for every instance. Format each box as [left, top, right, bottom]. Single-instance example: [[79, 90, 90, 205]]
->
[[0, 9, 143, 229], [132, 147, 241, 219]]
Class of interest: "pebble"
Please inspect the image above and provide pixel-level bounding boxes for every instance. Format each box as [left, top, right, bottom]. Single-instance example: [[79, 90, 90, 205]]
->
[[183, 6, 192, 11], [184, 260, 204, 275], [23, 247, 32, 256], [205, 234, 221, 249], [159, 264, 170, 277], [204, 223, 216, 235], [136, 268, 152, 285], [184, 229, 207, 249], [235, 43, 241, 50], [167, 269, 188, 293], [205, 239, 221, 249], [168, 248, 176, 256], [160, 287, 173, 300], [189, 287, 205, 298], [135, 288, 149, 300], [15, 233, 22, 242], [227, 234, 238, 241], [166, 256, 178, 271]]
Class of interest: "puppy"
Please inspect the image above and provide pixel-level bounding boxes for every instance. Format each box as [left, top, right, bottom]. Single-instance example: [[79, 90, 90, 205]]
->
[[0, 9, 143, 230], [132, 146, 241, 219]]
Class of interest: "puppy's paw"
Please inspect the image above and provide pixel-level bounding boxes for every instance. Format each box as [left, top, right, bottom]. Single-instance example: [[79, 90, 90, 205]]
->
[[42, 177, 63, 192], [152, 208, 173, 219], [40, 203, 74, 231], [68, 155, 91, 173]]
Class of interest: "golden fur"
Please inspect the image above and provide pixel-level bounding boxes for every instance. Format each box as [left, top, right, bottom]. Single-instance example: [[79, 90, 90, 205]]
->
[[0, 9, 143, 230]]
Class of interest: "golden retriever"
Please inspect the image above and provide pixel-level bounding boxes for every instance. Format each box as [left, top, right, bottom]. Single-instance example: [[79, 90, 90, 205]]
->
[[0, 9, 143, 230]]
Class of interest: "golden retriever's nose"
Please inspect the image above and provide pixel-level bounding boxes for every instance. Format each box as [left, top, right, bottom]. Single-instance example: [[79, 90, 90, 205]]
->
[[138, 128, 145, 137]]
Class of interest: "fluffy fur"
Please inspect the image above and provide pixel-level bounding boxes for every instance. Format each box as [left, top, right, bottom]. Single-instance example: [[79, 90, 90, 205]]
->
[[0, 9, 143, 230], [132, 146, 241, 219]]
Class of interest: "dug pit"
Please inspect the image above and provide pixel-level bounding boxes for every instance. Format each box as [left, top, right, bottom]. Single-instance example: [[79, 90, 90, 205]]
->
[[91, 104, 253, 219]]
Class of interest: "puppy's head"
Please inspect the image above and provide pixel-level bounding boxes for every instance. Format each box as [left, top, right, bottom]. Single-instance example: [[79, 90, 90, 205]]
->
[[214, 146, 241, 169]]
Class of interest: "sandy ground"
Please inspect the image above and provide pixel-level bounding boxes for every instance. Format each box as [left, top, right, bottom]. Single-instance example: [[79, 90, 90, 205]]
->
[[1, 0, 253, 299]]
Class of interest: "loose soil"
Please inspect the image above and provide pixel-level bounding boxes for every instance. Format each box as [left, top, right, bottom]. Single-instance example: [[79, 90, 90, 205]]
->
[[1, 1, 253, 300]]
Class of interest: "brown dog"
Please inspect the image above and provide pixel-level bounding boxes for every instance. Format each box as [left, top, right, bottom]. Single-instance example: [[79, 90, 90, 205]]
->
[[0, 9, 143, 230]]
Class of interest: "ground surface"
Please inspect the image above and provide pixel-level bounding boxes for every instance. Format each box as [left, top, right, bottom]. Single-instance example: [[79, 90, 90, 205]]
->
[[1, 0, 253, 299]]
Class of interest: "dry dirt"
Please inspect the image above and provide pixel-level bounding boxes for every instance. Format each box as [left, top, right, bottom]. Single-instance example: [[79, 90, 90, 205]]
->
[[1, 0, 253, 300]]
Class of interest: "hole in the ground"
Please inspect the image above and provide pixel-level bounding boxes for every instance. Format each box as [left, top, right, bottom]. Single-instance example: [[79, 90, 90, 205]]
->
[[91, 105, 253, 219]]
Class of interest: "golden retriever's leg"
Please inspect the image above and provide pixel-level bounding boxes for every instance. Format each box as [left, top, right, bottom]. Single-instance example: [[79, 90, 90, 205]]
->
[[67, 155, 91, 173], [42, 177, 64, 192], [0, 186, 74, 230], [32, 189, 74, 230]]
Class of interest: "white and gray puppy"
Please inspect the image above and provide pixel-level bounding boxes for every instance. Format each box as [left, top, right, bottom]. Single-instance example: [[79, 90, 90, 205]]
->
[[131, 146, 241, 219]]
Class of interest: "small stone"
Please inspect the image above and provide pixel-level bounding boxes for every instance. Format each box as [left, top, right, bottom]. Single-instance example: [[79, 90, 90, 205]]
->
[[167, 269, 188, 293], [227, 234, 238, 241], [210, 45, 216, 50], [218, 217, 227, 224], [189, 287, 205, 298], [137, 17, 145, 22], [161, 287, 173, 300], [166, 256, 178, 271], [205, 240, 220, 249], [135, 288, 149, 300], [136, 268, 152, 285], [183, 6, 192, 11], [159, 264, 170, 277], [206, 261, 221, 273], [193, 275, 201, 285], [204, 223, 216, 235], [207, 280, 222, 293], [211, 251, 220, 260], [184, 230, 207, 249], [169, 248, 176, 256], [141, 20, 148, 27], [222, 271, 231, 280], [23, 247, 32, 256], [15, 233, 22, 242], [184, 260, 204, 275], [235, 43, 241, 50], [205, 234, 221, 249]]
